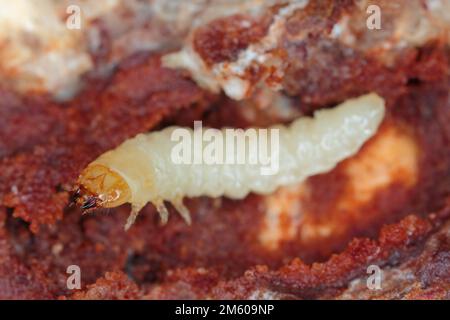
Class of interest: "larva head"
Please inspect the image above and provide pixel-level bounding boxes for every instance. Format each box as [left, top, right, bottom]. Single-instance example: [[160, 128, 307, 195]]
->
[[74, 164, 131, 211]]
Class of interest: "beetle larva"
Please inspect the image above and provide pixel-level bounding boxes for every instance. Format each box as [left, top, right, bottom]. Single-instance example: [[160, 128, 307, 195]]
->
[[75, 93, 385, 229]]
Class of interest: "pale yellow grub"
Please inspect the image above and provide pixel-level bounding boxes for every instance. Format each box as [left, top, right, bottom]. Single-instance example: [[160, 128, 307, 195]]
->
[[77, 93, 385, 229]]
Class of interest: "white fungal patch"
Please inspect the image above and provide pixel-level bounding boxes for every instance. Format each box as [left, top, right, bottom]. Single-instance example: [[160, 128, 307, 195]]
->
[[0, 0, 93, 99], [78, 93, 385, 229], [163, 0, 309, 100], [212, 0, 309, 99]]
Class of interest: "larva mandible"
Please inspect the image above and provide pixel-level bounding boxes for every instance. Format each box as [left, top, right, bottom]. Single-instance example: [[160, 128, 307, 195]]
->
[[75, 93, 385, 230]]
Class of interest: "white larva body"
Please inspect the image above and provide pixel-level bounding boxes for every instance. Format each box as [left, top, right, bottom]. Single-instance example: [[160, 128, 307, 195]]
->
[[86, 93, 385, 228]]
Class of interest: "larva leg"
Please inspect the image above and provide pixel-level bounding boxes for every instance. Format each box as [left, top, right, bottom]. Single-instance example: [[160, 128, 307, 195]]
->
[[75, 93, 385, 229], [125, 203, 144, 231], [155, 200, 169, 225], [172, 198, 192, 225]]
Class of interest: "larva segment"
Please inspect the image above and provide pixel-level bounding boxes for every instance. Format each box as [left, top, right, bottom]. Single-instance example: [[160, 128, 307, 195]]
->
[[76, 93, 385, 229]]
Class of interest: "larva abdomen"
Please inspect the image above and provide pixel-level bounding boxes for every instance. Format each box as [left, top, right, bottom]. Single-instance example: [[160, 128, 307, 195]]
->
[[77, 93, 385, 228], [141, 93, 384, 198]]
